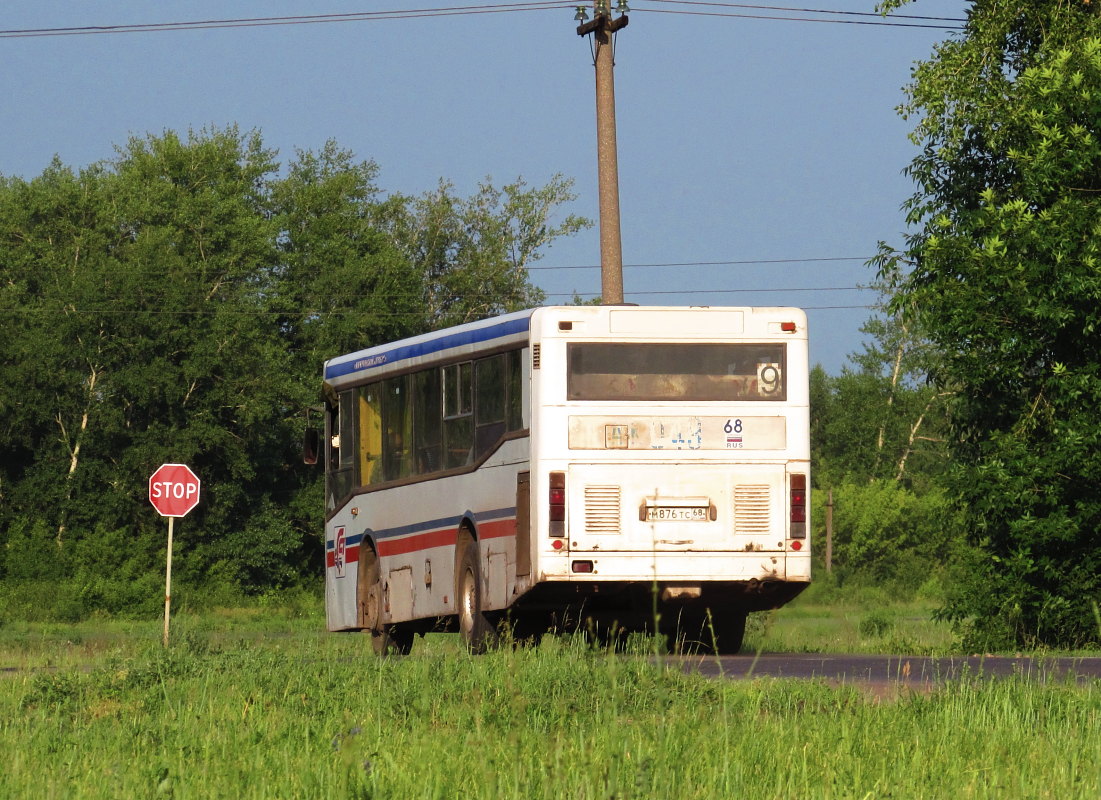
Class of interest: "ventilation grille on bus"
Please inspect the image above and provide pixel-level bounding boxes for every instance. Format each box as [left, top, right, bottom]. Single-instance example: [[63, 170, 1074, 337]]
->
[[532, 343, 541, 370], [584, 485, 621, 534], [733, 485, 771, 535]]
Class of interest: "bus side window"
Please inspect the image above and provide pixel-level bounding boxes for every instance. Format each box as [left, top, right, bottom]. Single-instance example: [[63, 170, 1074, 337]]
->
[[358, 385, 382, 486], [382, 375, 413, 481], [413, 369, 443, 474], [328, 390, 357, 502], [505, 349, 523, 432], [475, 355, 505, 457], [324, 401, 339, 511], [326, 402, 339, 473], [443, 362, 473, 468]]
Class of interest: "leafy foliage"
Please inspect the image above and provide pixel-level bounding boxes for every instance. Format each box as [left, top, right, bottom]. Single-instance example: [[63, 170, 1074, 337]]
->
[[817, 480, 963, 591], [809, 286, 962, 592], [812, 291, 948, 492], [875, 2, 1101, 647], [383, 176, 586, 328], [0, 127, 587, 613]]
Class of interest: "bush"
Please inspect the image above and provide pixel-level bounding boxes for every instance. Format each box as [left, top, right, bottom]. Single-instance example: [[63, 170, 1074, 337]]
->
[[816, 480, 964, 591], [858, 609, 894, 638], [2, 517, 66, 581], [0, 580, 83, 622], [214, 501, 310, 591]]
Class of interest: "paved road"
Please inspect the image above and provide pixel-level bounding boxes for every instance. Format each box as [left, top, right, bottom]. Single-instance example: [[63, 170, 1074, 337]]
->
[[678, 653, 1101, 689]]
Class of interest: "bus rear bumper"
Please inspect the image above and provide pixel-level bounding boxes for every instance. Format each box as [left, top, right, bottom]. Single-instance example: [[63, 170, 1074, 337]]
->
[[512, 576, 808, 620], [539, 550, 811, 584]]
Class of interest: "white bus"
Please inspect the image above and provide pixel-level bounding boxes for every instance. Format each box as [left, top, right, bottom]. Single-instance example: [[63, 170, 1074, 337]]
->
[[317, 305, 810, 654]]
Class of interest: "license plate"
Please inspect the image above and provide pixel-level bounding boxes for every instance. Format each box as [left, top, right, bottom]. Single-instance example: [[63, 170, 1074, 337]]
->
[[646, 506, 708, 522]]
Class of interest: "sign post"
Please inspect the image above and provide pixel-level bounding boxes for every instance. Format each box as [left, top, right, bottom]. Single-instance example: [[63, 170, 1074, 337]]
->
[[148, 463, 201, 647]]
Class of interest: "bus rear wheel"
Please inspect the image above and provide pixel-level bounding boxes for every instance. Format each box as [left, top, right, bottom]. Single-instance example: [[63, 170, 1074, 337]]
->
[[664, 606, 747, 655], [689, 607, 747, 655], [457, 541, 496, 654], [362, 548, 413, 657]]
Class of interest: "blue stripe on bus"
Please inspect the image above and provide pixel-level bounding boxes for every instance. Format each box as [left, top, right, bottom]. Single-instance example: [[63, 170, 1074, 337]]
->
[[325, 506, 517, 550], [324, 315, 532, 382]]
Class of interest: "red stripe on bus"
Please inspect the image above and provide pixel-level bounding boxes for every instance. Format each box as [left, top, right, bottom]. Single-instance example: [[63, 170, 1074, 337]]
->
[[326, 543, 361, 568], [376, 527, 458, 557], [330, 518, 516, 563], [479, 517, 517, 540]]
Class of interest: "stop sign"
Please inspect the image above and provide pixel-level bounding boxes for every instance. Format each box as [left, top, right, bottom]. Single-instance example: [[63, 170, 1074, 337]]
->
[[148, 463, 201, 518]]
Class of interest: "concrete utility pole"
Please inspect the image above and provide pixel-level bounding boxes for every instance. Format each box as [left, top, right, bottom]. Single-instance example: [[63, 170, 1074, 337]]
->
[[576, 2, 628, 304]]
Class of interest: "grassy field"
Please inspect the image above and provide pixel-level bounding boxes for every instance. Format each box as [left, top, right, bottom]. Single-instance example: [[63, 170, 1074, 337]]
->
[[747, 580, 960, 655], [2, 592, 1100, 799]]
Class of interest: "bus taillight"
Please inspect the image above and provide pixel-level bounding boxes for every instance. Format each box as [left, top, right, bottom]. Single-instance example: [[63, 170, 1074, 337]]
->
[[790, 474, 806, 539], [549, 471, 566, 537]]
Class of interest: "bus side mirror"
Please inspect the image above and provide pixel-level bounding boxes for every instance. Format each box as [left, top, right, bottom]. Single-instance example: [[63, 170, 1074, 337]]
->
[[303, 427, 320, 465]]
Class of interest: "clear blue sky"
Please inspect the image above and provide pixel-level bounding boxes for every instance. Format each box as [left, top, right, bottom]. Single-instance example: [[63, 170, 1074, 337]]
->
[[0, 1, 968, 372]]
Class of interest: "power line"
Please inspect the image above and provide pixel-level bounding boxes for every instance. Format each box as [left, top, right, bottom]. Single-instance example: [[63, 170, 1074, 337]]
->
[[0, 256, 882, 314], [527, 255, 872, 270], [0, 2, 577, 38], [644, 1, 965, 24], [0, 302, 878, 316], [0, 1, 965, 39], [562, 285, 871, 296], [637, 1, 964, 30], [0, 286, 877, 315], [640, 10, 961, 31]]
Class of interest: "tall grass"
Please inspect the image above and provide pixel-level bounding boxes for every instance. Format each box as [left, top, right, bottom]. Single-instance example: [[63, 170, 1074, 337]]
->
[[3, 622, 1100, 799]]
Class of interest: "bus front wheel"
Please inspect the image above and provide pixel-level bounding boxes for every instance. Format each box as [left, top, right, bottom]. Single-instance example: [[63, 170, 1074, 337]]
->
[[457, 541, 496, 654]]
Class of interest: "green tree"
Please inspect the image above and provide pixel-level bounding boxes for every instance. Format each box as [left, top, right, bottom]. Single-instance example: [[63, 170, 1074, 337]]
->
[[812, 286, 948, 491], [0, 128, 303, 594], [384, 175, 589, 328], [269, 141, 423, 370], [0, 127, 590, 610], [876, 2, 1101, 647], [810, 290, 957, 590], [0, 159, 115, 547]]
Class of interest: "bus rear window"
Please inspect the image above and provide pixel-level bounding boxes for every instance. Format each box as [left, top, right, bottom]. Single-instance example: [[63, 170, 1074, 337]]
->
[[567, 343, 786, 401]]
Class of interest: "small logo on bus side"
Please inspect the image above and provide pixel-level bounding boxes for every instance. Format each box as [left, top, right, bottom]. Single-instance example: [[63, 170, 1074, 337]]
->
[[334, 526, 347, 578]]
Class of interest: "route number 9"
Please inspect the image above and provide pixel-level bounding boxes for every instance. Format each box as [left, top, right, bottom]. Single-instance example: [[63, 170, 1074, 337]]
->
[[758, 363, 782, 395]]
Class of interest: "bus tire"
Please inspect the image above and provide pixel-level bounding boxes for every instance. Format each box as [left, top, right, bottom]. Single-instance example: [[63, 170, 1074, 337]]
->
[[665, 606, 746, 655], [457, 540, 496, 654], [371, 625, 414, 657], [361, 547, 413, 657], [706, 608, 747, 655]]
